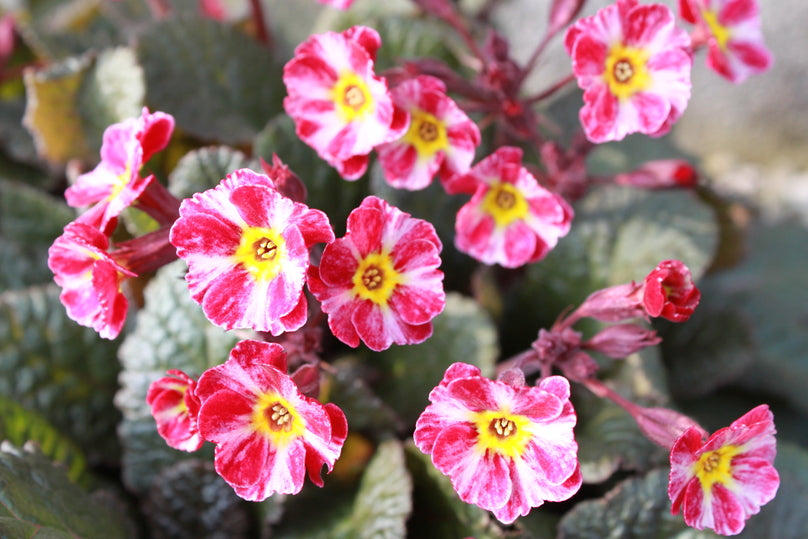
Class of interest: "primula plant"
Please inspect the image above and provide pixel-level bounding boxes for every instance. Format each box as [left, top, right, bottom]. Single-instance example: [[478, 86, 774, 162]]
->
[[2, 0, 806, 537]]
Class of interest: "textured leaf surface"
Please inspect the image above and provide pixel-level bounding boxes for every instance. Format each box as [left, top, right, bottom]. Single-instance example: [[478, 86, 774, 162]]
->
[[0, 442, 134, 539], [137, 17, 281, 144], [0, 179, 73, 290], [558, 468, 718, 538], [0, 284, 121, 463], [168, 145, 257, 199], [116, 260, 237, 492], [371, 293, 499, 426], [349, 440, 412, 539], [22, 54, 93, 164], [327, 357, 403, 433], [0, 397, 88, 487]]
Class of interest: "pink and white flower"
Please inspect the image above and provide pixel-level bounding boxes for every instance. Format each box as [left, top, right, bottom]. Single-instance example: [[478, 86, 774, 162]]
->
[[283, 26, 407, 180], [669, 404, 779, 535], [642, 259, 700, 322], [195, 339, 348, 501], [65, 108, 174, 234], [147, 370, 203, 452], [169, 168, 334, 334], [445, 146, 573, 268], [679, 0, 772, 83], [564, 0, 692, 142], [376, 75, 480, 191], [307, 196, 445, 351], [414, 363, 582, 523], [47, 221, 136, 339]]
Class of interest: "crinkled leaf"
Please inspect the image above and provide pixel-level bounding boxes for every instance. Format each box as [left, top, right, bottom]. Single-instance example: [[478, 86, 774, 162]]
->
[[558, 468, 718, 538], [501, 185, 718, 351], [737, 443, 808, 538], [168, 145, 257, 199], [0, 179, 73, 290], [76, 46, 145, 151], [349, 439, 412, 539], [136, 16, 281, 144], [22, 54, 94, 164], [0, 99, 44, 171], [0, 284, 121, 463], [116, 260, 238, 493], [0, 397, 88, 487], [142, 459, 253, 539], [327, 357, 403, 434], [370, 292, 499, 426], [254, 114, 365, 234], [0, 442, 134, 539], [404, 443, 501, 539]]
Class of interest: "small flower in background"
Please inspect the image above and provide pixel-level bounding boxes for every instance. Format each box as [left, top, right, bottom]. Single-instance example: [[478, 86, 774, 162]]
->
[[614, 159, 699, 189], [564, 0, 692, 143], [283, 26, 407, 180], [195, 340, 348, 501], [170, 168, 334, 334], [147, 370, 203, 452], [445, 146, 573, 268], [65, 108, 174, 234], [376, 75, 480, 191], [316, 0, 354, 9], [679, 0, 772, 83], [642, 259, 700, 322], [47, 222, 136, 339], [308, 196, 445, 351], [668, 404, 779, 535], [414, 363, 582, 523]]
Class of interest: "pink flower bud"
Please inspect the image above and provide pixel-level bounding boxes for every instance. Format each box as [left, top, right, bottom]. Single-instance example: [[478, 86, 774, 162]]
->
[[575, 282, 645, 323], [614, 159, 698, 189], [584, 324, 661, 358], [642, 260, 700, 322], [260, 155, 308, 203], [548, 0, 585, 36], [632, 406, 707, 449]]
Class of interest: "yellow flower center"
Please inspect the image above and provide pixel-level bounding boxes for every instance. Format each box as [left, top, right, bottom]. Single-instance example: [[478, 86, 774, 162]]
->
[[604, 43, 652, 101], [694, 444, 741, 491], [332, 72, 374, 123], [352, 252, 402, 306], [481, 182, 529, 228], [472, 409, 533, 460], [109, 161, 134, 200], [251, 392, 306, 448], [233, 226, 286, 282], [402, 109, 448, 158], [702, 9, 732, 50]]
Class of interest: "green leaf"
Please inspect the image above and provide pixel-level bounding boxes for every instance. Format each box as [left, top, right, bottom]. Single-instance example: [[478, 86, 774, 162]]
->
[[141, 459, 254, 539], [0, 284, 121, 463], [326, 357, 404, 434], [0, 442, 134, 539], [116, 260, 238, 493], [501, 185, 718, 350], [254, 114, 366, 233], [404, 443, 501, 539], [0, 179, 73, 290], [348, 440, 412, 539], [557, 468, 718, 539], [0, 397, 88, 487], [137, 16, 282, 144], [76, 46, 145, 152], [22, 54, 94, 164], [168, 145, 257, 200], [370, 292, 499, 426], [738, 443, 808, 538]]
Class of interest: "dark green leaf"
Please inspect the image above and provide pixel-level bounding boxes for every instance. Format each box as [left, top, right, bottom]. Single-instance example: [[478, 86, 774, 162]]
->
[[116, 260, 238, 492], [142, 459, 253, 539], [349, 440, 412, 539], [0, 179, 73, 290], [404, 443, 501, 539], [370, 292, 498, 426], [0, 442, 134, 539], [558, 468, 718, 538], [168, 145, 257, 200], [327, 357, 403, 434], [0, 284, 121, 463], [137, 17, 281, 144], [0, 396, 88, 487]]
